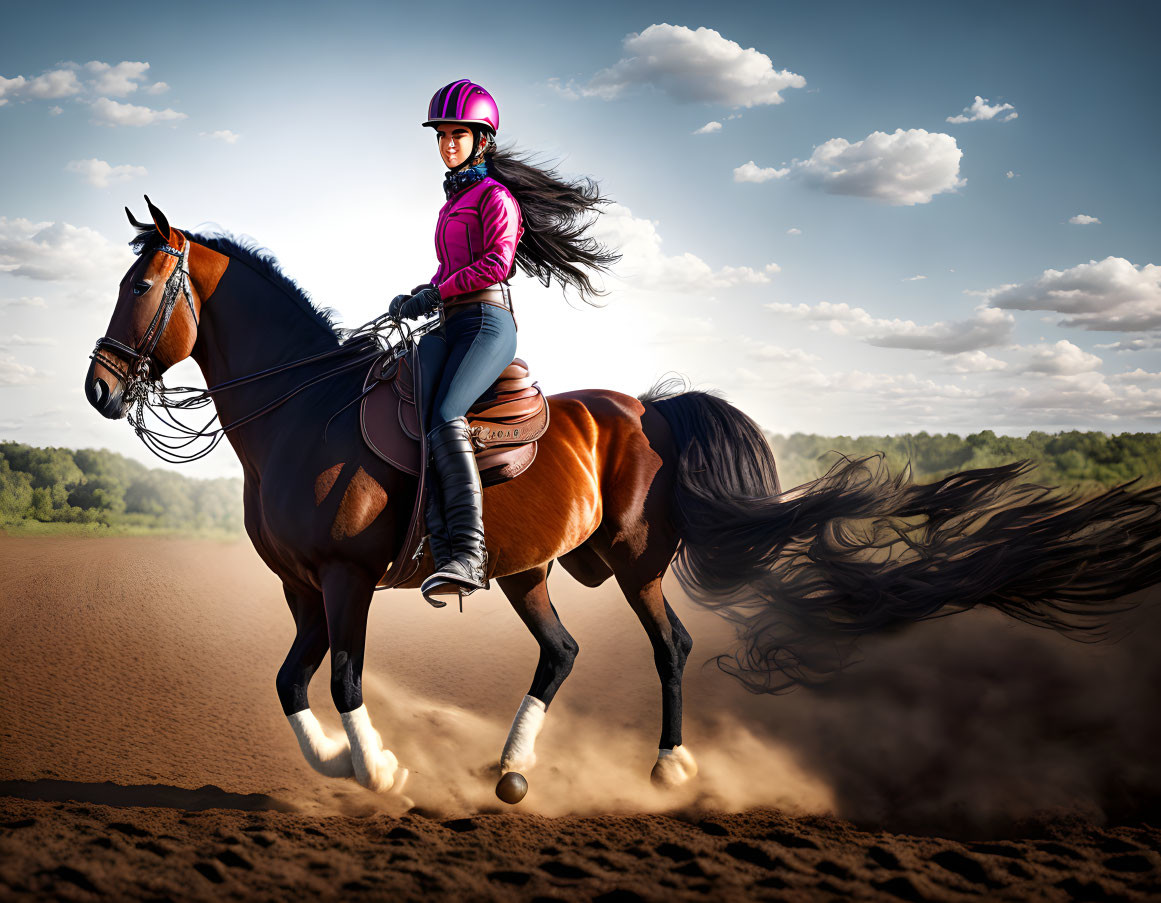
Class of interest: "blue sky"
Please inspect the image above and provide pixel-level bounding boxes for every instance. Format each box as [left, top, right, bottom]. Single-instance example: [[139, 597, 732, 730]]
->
[[2, 0, 1159, 478]]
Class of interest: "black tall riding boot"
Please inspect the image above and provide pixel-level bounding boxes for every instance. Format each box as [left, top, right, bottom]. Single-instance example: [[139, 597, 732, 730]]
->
[[420, 416, 489, 606], [421, 462, 453, 608]]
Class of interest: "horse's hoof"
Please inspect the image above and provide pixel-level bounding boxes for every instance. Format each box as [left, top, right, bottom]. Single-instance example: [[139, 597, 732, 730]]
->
[[651, 745, 698, 789], [496, 771, 529, 804]]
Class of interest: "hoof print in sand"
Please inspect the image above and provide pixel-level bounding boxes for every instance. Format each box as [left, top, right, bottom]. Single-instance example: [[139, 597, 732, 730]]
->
[[487, 870, 532, 885], [539, 860, 593, 879], [931, 849, 1001, 888], [193, 861, 225, 884]]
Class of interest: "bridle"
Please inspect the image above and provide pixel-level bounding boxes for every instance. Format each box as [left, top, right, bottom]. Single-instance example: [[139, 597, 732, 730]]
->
[[90, 236, 195, 397], [90, 232, 439, 463]]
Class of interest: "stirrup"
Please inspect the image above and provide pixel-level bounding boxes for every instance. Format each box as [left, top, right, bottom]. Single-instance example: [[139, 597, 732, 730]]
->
[[422, 579, 463, 612], [420, 567, 491, 613]]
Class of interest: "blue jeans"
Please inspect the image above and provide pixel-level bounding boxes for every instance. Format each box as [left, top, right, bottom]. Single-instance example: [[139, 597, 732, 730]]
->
[[417, 303, 518, 429]]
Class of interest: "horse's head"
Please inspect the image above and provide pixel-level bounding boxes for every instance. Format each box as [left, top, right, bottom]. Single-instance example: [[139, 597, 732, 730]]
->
[[86, 197, 220, 419]]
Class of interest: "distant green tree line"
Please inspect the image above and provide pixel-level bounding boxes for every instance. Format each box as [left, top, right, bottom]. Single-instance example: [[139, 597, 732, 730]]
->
[[769, 430, 1161, 493], [2, 430, 1158, 535], [0, 442, 243, 533]]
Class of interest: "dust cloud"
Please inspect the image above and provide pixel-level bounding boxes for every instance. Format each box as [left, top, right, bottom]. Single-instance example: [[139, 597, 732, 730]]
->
[[3, 536, 1157, 837]]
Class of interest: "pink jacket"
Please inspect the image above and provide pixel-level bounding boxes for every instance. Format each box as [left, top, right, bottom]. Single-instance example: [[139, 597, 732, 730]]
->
[[431, 176, 523, 299]]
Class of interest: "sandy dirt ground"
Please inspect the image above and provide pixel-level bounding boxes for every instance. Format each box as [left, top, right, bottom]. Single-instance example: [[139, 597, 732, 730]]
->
[[1, 534, 1159, 900]]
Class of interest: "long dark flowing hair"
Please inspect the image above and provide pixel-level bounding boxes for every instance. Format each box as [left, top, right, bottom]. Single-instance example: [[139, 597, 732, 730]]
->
[[485, 144, 620, 305]]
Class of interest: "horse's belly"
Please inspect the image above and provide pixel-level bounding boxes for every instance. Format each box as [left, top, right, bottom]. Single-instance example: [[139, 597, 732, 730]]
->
[[483, 397, 602, 576]]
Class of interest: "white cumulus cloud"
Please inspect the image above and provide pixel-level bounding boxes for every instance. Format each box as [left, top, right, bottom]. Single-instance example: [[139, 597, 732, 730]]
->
[[795, 128, 965, 206], [0, 334, 56, 347], [1020, 340, 1103, 375], [733, 160, 789, 183], [90, 96, 186, 126], [1068, 214, 1101, 225], [83, 60, 150, 96], [693, 121, 722, 134], [741, 338, 820, 365], [949, 350, 1008, 372], [199, 129, 241, 144], [0, 61, 171, 109], [767, 301, 1014, 353], [0, 353, 42, 386], [786, 227, 802, 235], [65, 158, 148, 188], [0, 216, 133, 282], [579, 24, 806, 107], [946, 95, 1018, 123], [0, 75, 26, 106], [985, 257, 1161, 331], [595, 203, 779, 292], [26, 68, 82, 99]]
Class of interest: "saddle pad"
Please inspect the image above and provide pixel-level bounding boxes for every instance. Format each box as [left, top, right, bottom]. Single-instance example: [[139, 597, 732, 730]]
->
[[360, 353, 417, 473]]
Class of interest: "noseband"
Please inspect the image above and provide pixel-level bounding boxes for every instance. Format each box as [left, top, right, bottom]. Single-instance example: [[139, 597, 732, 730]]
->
[[90, 237, 195, 394]]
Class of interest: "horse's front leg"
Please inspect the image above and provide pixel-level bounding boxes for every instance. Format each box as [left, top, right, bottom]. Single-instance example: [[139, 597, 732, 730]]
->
[[493, 563, 579, 803], [276, 584, 354, 778], [321, 563, 408, 793]]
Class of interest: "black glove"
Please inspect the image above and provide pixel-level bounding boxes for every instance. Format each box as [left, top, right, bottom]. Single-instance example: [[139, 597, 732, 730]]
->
[[388, 292, 410, 319], [399, 286, 441, 321]]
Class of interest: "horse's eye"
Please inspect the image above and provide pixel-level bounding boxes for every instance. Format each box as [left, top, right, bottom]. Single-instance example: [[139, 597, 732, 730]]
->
[[133, 281, 152, 296]]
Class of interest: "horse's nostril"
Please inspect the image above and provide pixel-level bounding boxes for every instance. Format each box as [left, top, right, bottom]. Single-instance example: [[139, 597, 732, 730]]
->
[[85, 374, 123, 418]]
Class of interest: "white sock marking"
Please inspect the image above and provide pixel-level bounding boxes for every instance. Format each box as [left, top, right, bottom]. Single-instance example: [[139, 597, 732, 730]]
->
[[500, 695, 547, 774], [287, 708, 354, 778], [341, 703, 406, 793]]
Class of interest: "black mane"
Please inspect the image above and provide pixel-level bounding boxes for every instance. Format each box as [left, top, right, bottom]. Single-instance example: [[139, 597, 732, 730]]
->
[[129, 224, 341, 335]]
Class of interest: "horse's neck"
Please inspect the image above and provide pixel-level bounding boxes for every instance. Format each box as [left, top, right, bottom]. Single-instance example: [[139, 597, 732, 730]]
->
[[189, 263, 340, 473]]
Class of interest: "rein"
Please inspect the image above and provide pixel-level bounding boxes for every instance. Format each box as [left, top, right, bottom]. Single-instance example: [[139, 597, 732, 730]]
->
[[122, 315, 438, 464], [94, 235, 440, 463]]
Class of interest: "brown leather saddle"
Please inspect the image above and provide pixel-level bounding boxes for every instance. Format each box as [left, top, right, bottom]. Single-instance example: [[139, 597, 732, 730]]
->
[[361, 350, 549, 484], [360, 347, 550, 589]]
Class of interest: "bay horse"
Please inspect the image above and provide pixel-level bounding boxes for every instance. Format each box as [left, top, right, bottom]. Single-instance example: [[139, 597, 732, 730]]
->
[[86, 198, 1161, 803]]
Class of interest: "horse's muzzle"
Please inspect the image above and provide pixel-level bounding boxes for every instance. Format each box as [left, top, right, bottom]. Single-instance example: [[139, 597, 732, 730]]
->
[[85, 358, 126, 419]]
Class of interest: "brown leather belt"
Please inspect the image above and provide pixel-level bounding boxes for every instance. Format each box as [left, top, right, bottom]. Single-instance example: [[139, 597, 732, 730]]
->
[[442, 284, 517, 331]]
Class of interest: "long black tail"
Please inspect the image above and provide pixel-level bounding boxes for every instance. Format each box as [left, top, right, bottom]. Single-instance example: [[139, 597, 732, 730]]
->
[[641, 378, 1161, 693]]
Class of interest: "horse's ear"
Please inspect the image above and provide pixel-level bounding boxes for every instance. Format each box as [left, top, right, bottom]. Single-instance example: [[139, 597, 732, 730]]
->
[[144, 195, 175, 245], [125, 206, 151, 230]]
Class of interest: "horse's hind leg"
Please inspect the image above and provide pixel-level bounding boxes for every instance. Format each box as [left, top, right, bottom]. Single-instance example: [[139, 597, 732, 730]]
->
[[495, 563, 579, 779], [321, 563, 408, 793], [276, 585, 353, 778], [618, 574, 697, 787]]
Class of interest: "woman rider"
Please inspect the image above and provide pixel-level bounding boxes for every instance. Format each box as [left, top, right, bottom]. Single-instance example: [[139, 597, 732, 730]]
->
[[389, 79, 619, 607]]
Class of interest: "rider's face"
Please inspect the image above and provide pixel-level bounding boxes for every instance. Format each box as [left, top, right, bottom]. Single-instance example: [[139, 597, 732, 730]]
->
[[435, 124, 483, 169]]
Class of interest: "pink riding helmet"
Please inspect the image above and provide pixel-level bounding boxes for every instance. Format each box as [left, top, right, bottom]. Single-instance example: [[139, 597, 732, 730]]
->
[[422, 79, 500, 133]]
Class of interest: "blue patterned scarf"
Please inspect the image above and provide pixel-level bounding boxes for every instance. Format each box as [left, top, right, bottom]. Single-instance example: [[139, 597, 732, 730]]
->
[[443, 161, 488, 199]]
